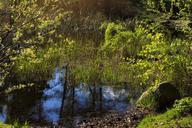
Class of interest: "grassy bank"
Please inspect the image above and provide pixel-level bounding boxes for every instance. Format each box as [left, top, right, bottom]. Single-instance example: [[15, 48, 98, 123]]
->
[[138, 109, 192, 128], [0, 122, 12, 128], [137, 97, 192, 128]]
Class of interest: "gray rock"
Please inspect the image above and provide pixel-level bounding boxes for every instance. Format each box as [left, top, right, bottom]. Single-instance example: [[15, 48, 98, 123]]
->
[[137, 82, 180, 111]]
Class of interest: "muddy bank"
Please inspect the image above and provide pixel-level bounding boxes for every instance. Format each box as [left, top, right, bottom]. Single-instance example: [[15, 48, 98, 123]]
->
[[28, 107, 151, 128], [78, 107, 151, 128]]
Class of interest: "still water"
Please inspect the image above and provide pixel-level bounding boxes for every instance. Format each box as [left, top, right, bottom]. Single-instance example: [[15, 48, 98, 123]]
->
[[0, 68, 134, 127]]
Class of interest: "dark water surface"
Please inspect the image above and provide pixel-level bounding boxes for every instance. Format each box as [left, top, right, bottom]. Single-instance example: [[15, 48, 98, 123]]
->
[[0, 68, 135, 127]]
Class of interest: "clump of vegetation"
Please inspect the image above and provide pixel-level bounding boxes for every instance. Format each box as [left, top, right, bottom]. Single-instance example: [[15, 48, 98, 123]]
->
[[5, 83, 35, 94], [0, 0, 65, 84], [1, 0, 191, 94], [137, 97, 192, 128], [12, 121, 28, 128], [11, 39, 74, 83], [174, 97, 192, 113], [0, 120, 29, 128], [0, 122, 12, 128], [136, 86, 158, 109]]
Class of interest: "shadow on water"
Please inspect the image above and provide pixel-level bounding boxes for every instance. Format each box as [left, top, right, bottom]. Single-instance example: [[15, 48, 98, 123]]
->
[[0, 68, 135, 127]]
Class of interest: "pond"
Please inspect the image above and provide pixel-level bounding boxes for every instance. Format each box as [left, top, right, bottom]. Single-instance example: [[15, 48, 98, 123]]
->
[[0, 68, 135, 127]]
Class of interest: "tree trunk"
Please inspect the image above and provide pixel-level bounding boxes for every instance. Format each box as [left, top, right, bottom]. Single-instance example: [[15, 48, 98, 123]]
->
[[71, 86, 75, 115], [99, 87, 103, 112], [59, 64, 68, 119], [92, 82, 97, 111], [38, 100, 42, 122]]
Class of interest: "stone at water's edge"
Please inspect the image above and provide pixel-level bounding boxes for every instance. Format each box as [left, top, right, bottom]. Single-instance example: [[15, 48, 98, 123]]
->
[[155, 82, 181, 111], [136, 82, 181, 111]]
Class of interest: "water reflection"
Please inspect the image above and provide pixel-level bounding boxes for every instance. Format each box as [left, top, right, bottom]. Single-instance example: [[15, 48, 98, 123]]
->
[[0, 68, 133, 127], [42, 68, 65, 123], [0, 104, 7, 122], [103, 87, 130, 111], [75, 84, 91, 109]]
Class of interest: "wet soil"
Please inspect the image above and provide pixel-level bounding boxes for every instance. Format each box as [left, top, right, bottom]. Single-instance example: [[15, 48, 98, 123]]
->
[[28, 107, 151, 128], [77, 107, 152, 128]]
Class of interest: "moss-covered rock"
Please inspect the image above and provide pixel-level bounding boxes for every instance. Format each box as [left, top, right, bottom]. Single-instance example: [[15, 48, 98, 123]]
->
[[136, 82, 180, 111]]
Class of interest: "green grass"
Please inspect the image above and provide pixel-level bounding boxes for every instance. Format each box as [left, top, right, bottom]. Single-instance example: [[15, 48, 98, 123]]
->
[[137, 108, 192, 128], [137, 97, 192, 128], [0, 121, 29, 128], [136, 86, 158, 109], [0, 122, 12, 128]]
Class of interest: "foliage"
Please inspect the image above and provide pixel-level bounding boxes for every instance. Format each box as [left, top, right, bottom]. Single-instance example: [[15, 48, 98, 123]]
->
[[11, 38, 75, 83], [0, 0, 192, 127], [145, 0, 192, 15], [5, 83, 34, 94], [13, 120, 28, 128], [174, 97, 192, 113], [0, 0, 64, 84], [137, 98, 192, 128], [0, 0, 191, 93], [139, 36, 192, 90], [102, 22, 148, 59], [136, 86, 158, 109], [101, 21, 190, 89], [137, 111, 192, 128], [0, 122, 12, 128]]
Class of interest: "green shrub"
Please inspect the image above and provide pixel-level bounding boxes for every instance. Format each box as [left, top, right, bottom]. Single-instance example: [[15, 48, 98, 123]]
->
[[136, 86, 158, 109], [12, 38, 76, 83], [173, 97, 192, 113], [102, 22, 149, 59]]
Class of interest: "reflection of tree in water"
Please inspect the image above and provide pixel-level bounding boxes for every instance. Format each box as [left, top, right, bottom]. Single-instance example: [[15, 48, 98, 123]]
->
[[7, 87, 42, 122], [0, 103, 7, 122], [42, 68, 65, 123], [0, 67, 133, 126]]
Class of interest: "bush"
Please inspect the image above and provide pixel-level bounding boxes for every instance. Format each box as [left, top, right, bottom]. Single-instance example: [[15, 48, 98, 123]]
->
[[173, 97, 192, 113], [102, 22, 149, 59], [136, 86, 158, 109], [10, 38, 76, 83]]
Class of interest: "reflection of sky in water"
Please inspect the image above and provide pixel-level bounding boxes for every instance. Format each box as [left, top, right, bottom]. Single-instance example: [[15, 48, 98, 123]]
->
[[33, 67, 131, 123], [102, 87, 130, 111], [0, 105, 7, 122], [42, 68, 64, 123], [74, 85, 130, 111], [75, 84, 90, 109], [0, 68, 132, 124], [41, 67, 131, 123]]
